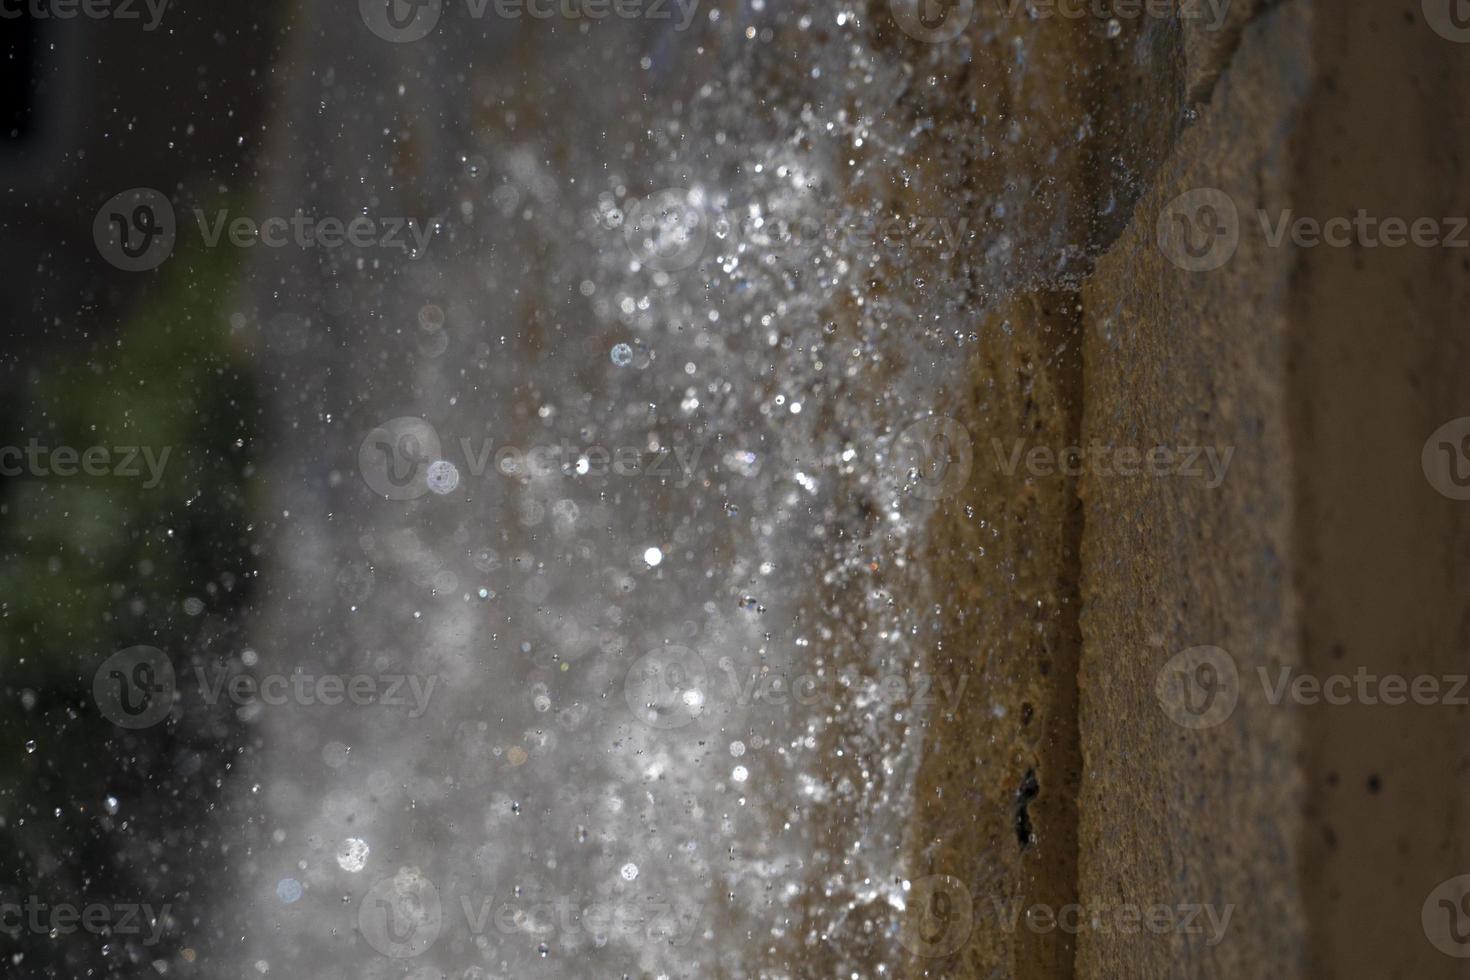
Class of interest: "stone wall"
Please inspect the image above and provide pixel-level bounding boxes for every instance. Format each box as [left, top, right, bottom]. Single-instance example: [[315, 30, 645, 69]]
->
[[907, 0, 1470, 975]]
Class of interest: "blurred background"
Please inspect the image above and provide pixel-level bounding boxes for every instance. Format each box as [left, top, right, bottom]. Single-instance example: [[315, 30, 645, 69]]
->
[[0, 4, 280, 975]]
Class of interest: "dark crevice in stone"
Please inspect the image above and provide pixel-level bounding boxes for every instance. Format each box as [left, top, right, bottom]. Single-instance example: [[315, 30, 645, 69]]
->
[[1015, 768, 1041, 849]]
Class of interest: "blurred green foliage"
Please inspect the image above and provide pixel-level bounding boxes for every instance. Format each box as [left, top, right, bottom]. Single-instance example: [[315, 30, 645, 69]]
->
[[0, 242, 258, 976]]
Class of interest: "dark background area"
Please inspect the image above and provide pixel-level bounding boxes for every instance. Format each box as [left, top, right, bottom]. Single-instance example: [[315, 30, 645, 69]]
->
[[0, 5, 282, 974]]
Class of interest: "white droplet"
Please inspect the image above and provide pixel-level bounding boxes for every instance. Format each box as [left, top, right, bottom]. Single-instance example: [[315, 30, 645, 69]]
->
[[426, 459, 460, 495], [643, 546, 663, 568], [620, 862, 639, 881], [732, 765, 749, 783], [336, 837, 370, 873]]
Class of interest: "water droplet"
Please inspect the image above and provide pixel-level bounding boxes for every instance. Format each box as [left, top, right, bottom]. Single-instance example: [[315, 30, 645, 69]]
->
[[610, 343, 634, 367], [336, 837, 370, 873], [426, 459, 460, 495], [620, 862, 639, 881]]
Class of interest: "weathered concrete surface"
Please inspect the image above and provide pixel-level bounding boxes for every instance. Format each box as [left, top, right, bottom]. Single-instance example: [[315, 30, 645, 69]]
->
[[889, 2, 1195, 976], [1286, 1, 1470, 975], [909, 0, 1470, 976], [1180, 0, 1267, 101], [905, 290, 1085, 979], [1077, 3, 1314, 975], [892, 2, 1190, 977], [1077, 0, 1470, 975]]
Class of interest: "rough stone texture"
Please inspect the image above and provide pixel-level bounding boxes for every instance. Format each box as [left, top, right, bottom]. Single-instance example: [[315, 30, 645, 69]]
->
[[910, 0, 1470, 976], [1077, 3, 1313, 975], [906, 290, 1085, 979], [894, 3, 1190, 976], [1180, 0, 1268, 101]]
